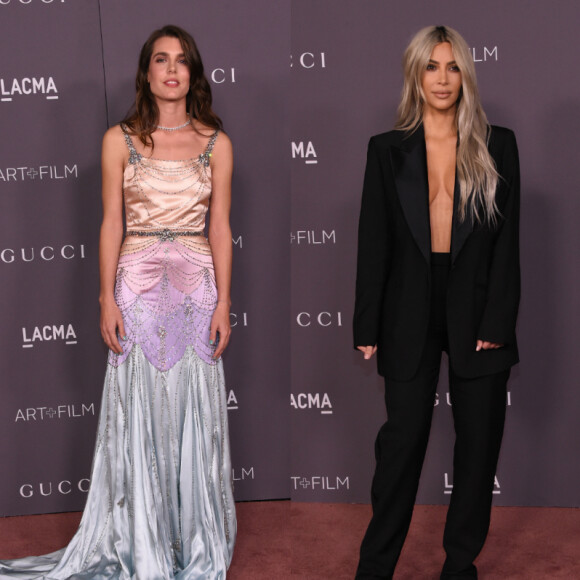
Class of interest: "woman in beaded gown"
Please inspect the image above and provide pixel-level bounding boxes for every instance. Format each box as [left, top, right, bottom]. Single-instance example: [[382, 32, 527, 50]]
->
[[0, 25, 236, 579]]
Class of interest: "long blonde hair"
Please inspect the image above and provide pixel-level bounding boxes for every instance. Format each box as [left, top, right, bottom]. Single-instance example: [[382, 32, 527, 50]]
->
[[396, 25, 499, 224]]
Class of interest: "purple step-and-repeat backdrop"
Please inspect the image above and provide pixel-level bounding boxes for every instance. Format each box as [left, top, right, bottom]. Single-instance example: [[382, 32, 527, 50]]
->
[[290, 0, 580, 506], [1, 0, 579, 517], [0, 0, 290, 516]]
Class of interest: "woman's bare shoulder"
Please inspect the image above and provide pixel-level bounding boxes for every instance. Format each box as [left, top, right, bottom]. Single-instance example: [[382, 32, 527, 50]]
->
[[191, 118, 221, 137], [213, 130, 232, 151], [102, 125, 129, 165], [103, 124, 127, 147]]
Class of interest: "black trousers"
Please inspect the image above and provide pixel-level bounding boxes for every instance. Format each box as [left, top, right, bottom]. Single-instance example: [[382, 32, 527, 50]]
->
[[356, 253, 509, 580]]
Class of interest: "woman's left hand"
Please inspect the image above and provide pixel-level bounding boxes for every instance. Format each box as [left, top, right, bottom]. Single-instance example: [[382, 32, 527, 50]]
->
[[476, 339, 503, 351], [210, 302, 231, 359]]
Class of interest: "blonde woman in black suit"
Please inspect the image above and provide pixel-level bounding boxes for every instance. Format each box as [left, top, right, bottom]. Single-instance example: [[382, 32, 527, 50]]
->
[[354, 26, 520, 580]]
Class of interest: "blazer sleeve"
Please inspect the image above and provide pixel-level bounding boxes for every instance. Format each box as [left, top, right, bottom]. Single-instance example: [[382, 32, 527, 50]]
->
[[477, 129, 521, 344], [353, 137, 389, 348]]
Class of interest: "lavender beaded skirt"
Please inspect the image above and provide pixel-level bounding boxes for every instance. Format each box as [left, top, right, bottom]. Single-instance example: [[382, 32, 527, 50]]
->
[[0, 238, 236, 579]]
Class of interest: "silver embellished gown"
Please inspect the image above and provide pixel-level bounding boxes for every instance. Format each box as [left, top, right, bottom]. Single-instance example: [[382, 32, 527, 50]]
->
[[0, 126, 237, 579]]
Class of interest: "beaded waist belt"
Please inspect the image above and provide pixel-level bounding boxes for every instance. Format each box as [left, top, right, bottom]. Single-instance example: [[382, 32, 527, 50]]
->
[[127, 229, 204, 242]]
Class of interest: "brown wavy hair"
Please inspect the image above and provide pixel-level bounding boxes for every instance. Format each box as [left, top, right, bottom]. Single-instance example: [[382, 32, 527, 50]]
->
[[122, 25, 223, 147]]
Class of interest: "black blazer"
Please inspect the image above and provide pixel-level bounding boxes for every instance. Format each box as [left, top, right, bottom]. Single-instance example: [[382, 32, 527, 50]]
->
[[353, 124, 520, 380]]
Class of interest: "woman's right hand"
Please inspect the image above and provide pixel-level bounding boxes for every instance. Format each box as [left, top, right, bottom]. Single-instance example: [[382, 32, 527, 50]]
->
[[100, 297, 126, 354], [357, 345, 377, 360]]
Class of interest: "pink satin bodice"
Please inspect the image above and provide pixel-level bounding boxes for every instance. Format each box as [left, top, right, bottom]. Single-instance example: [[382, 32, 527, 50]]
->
[[121, 125, 217, 234]]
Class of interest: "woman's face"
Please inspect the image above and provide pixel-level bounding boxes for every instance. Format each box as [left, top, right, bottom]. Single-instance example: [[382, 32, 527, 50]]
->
[[421, 42, 462, 115], [147, 36, 190, 104]]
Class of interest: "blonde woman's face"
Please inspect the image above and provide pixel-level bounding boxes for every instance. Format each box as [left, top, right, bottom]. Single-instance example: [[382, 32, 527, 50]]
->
[[421, 42, 462, 114]]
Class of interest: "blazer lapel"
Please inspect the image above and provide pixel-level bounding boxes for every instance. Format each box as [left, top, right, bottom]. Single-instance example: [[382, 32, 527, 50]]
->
[[450, 176, 474, 264], [391, 125, 431, 264]]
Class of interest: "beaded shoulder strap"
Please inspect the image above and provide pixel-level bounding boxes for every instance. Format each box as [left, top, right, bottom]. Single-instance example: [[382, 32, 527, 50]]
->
[[120, 123, 141, 164], [199, 130, 219, 167]]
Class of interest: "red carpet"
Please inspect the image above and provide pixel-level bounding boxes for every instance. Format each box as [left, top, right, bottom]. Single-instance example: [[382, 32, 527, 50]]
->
[[1, 502, 579, 578]]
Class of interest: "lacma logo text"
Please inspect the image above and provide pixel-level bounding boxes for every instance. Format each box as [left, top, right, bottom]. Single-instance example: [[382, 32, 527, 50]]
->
[[291, 393, 333, 414], [292, 141, 317, 164], [0, 77, 58, 102], [444, 472, 501, 495], [227, 390, 238, 411], [22, 324, 77, 348]]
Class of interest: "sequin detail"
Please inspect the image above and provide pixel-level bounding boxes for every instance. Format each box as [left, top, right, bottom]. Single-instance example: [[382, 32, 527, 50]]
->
[[110, 240, 218, 372], [128, 228, 204, 242], [113, 125, 221, 372], [199, 131, 217, 167], [120, 124, 218, 234]]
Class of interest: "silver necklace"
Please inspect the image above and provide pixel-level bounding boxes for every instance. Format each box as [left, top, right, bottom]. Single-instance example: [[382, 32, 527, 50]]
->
[[156, 117, 191, 132]]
